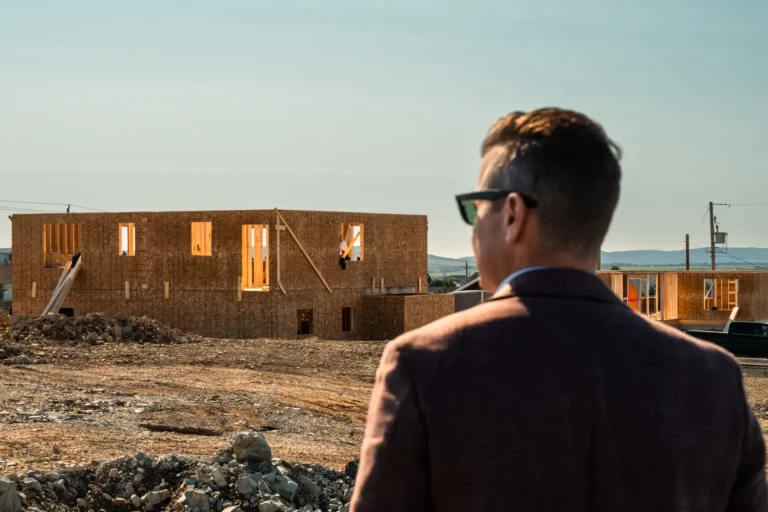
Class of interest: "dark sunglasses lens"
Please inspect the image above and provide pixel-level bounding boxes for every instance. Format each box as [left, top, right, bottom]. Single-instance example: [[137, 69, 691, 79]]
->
[[461, 200, 477, 225]]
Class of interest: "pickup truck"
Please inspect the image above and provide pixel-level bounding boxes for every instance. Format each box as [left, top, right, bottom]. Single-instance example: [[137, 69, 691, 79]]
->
[[685, 321, 768, 358]]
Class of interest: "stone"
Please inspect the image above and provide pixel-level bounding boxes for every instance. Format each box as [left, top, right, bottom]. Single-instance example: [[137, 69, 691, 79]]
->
[[235, 475, 255, 496], [276, 478, 298, 501], [21, 478, 42, 494], [228, 431, 272, 463], [213, 450, 234, 465], [53, 479, 66, 492], [298, 476, 320, 498], [145, 489, 170, 507], [113, 497, 127, 506], [222, 507, 243, 512], [258, 501, 282, 512], [86, 332, 99, 344], [13, 355, 30, 365], [184, 490, 210, 512], [130, 494, 141, 508], [109, 468, 120, 479], [132, 473, 144, 488], [211, 468, 228, 488], [0, 477, 23, 512], [342, 488, 353, 503], [51, 444, 61, 454]]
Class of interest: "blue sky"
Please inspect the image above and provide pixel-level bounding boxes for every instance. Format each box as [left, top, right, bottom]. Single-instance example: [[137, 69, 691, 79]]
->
[[1, 0, 766, 257]]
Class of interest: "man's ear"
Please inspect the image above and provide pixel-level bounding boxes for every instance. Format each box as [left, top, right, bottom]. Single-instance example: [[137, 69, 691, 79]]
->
[[503, 193, 528, 245]]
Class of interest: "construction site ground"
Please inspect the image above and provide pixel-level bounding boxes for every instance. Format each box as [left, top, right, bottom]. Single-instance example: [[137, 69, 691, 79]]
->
[[3, 335, 768, 475], [0, 337, 383, 475]]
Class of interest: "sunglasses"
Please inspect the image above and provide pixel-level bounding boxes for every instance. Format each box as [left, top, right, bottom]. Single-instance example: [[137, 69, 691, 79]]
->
[[455, 189, 539, 225]]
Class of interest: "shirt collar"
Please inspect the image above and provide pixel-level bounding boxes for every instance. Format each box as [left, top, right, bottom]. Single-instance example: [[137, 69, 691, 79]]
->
[[496, 266, 550, 294]]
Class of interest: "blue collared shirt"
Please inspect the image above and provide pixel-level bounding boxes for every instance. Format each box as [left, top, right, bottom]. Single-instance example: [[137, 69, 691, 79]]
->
[[495, 266, 549, 294]]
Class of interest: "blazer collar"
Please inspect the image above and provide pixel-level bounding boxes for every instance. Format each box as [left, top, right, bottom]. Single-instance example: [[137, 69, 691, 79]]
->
[[490, 267, 624, 306]]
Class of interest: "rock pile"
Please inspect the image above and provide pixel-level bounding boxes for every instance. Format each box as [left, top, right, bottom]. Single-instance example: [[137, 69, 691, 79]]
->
[[2, 313, 200, 355], [0, 432, 356, 512]]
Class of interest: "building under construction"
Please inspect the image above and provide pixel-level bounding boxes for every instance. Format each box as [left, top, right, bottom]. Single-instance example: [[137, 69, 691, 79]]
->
[[598, 270, 768, 327], [9, 208, 453, 340]]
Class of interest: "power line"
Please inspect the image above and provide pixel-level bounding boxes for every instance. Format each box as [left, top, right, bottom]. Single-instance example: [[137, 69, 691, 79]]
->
[[0, 199, 105, 212], [725, 203, 768, 207], [0, 206, 60, 213], [718, 251, 766, 270], [689, 207, 710, 238]]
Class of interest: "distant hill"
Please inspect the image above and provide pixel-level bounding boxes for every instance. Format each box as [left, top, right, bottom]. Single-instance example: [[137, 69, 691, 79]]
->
[[428, 247, 768, 276]]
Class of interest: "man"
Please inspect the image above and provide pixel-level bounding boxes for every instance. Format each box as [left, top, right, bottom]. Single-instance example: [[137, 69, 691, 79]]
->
[[340, 236, 350, 270], [351, 108, 767, 511]]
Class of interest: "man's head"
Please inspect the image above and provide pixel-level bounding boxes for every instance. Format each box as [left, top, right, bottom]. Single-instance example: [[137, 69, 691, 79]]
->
[[459, 107, 622, 292]]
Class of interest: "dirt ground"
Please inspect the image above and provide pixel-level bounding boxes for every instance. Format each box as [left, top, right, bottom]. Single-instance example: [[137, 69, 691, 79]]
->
[[3, 336, 768, 476], [0, 337, 385, 474]]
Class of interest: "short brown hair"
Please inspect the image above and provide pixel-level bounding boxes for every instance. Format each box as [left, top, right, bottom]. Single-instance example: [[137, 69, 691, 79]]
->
[[481, 107, 622, 256]]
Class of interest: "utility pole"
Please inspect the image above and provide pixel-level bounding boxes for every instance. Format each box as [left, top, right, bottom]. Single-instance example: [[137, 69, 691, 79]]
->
[[708, 201, 716, 270], [685, 234, 690, 271], [465, 260, 468, 277], [66, 204, 70, 213]]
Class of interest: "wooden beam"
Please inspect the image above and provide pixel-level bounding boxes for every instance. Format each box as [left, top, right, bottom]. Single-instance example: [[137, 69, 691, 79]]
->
[[381, 277, 384, 293], [237, 276, 243, 302], [164, 281, 170, 300], [32, 281, 37, 299], [42, 261, 71, 314], [418, 277, 422, 293], [275, 218, 286, 294], [274, 209, 332, 294], [125, 281, 130, 299], [46, 254, 83, 315], [341, 230, 361, 259]]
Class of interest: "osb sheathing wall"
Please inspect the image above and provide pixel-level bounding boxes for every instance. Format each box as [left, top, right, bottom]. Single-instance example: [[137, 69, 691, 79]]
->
[[360, 294, 454, 341], [677, 272, 757, 322], [11, 209, 429, 339], [753, 273, 768, 321], [360, 296, 405, 341], [403, 295, 454, 333]]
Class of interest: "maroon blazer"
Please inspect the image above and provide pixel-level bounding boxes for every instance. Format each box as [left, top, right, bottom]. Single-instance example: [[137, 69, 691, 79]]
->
[[351, 268, 767, 512]]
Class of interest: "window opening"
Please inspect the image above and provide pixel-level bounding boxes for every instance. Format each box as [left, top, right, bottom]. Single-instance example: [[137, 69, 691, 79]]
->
[[339, 223, 364, 269], [242, 224, 269, 291], [342, 306, 353, 332], [191, 222, 212, 256], [43, 223, 81, 268], [622, 274, 659, 318], [297, 309, 313, 336], [119, 223, 136, 256], [704, 279, 738, 310]]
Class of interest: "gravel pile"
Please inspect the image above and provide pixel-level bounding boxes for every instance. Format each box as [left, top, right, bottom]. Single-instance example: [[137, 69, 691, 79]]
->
[[0, 432, 358, 512], [1, 313, 202, 364]]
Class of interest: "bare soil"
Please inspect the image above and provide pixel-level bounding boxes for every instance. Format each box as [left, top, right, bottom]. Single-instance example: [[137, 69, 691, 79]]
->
[[2, 334, 768, 476], [0, 337, 385, 474]]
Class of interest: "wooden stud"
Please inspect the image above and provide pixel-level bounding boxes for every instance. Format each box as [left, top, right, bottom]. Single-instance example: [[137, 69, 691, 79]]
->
[[31, 281, 37, 298], [237, 276, 243, 302], [418, 277, 422, 293], [125, 281, 130, 299], [381, 277, 384, 294], [164, 281, 170, 300], [274, 209, 332, 294]]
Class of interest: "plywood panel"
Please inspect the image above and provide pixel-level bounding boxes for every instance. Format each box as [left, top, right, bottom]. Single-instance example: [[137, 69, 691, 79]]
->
[[9, 209, 430, 339]]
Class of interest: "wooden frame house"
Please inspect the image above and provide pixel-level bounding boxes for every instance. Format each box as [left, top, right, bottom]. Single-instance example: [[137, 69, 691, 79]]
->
[[10, 208, 453, 340], [598, 270, 768, 327]]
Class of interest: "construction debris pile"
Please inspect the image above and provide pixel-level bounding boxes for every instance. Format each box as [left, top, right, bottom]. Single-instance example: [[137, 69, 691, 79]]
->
[[0, 432, 358, 512], [0, 313, 202, 365]]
